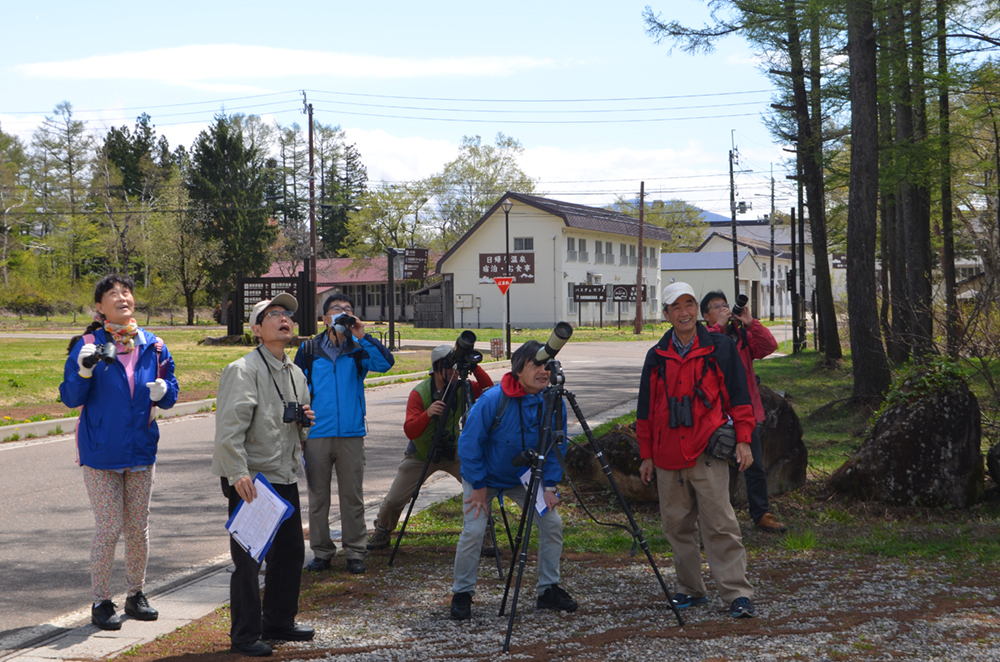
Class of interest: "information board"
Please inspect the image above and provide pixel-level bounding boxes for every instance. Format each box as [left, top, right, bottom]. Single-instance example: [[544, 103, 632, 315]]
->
[[478, 252, 535, 284]]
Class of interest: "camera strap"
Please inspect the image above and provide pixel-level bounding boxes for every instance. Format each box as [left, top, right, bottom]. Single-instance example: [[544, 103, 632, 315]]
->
[[255, 347, 299, 403]]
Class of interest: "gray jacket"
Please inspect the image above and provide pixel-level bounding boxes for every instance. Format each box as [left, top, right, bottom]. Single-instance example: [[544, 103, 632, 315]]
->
[[212, 346, 310, 486]]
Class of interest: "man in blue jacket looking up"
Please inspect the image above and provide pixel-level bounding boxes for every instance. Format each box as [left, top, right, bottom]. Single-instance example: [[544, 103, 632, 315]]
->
[[449, 341, 577, 620], [295, 293, 394, 574]]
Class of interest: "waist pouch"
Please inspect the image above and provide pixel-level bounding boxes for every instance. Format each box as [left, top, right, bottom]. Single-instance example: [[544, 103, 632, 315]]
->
[[705, 424, 737, 462]]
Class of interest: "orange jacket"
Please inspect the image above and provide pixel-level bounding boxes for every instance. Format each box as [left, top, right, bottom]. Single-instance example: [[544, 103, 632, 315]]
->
[[636, 324, 756, 470]]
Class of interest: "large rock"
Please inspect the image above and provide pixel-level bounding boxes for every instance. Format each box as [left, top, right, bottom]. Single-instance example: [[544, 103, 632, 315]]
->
[[728, 384, 809, 505], [985, 443, 1000, 487], [564, 424, 658, 502], [830, 376, 984, 508]]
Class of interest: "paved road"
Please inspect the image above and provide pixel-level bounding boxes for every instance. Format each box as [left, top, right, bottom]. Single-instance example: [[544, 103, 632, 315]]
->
[[0, 339, 651, 641]]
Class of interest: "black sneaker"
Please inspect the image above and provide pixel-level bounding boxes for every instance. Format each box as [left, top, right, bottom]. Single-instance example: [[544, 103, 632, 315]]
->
[[671, 593, 709, 610], [262, 623, 314, 641], [124, 591, 159, 621], [305, 557, 331, 572], [91, 600, 121, 630], [450, 591, 472, 620], [537, 585, 578, 613], [730, 596, 756, 618], [346, 558, 366, 574], [230, 639, 272, 657]]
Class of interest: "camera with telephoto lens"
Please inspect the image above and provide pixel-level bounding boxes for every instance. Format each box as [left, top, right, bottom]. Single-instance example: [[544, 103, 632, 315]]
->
[[446, 330, 482, 367], [668, 395, 694, 428], [731, 294, 749, 318], [82, 343, 117, 369], [283, 401, 311, 427], [333, 313, 358, 335], [429, 432, 457, 464]]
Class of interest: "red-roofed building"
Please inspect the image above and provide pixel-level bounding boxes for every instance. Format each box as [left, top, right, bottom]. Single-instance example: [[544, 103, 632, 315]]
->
[[264, 256, 421, 322]]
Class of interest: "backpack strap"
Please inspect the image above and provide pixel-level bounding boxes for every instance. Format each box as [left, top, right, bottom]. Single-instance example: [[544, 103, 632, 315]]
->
[[490, 392, 510, 433]]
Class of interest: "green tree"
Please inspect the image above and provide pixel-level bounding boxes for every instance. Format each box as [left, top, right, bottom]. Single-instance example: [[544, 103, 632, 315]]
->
[[320, 142, 367, 256], [0, 126, 30, 289], [608, 197, 706, 252], [342, 183, 429, 259], [426, 133, 537, 248], [188, 113, 277, 302]]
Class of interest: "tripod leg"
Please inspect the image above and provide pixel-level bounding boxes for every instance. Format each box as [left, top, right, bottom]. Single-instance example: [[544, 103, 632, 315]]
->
[[487, 510, 502, 578], [498, 489, 531, 617], [564, 390, 685, 627], [502, 468, 543, 654], [497, 493, 514, 550]]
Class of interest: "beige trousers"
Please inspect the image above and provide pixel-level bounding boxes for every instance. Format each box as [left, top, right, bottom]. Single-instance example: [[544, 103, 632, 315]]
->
[[304, 436, 366, 560], [375, 453, 462, 532]]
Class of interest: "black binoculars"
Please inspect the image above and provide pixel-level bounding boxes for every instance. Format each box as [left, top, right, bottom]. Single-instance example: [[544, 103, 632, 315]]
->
[[334, 313, 358, 334], [283, 401, 311, 427], [668, 396, 694, 428], [82, 343, 117, 369]]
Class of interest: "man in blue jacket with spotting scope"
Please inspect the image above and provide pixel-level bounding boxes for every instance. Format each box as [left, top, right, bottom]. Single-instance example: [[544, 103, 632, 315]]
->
[[294, 293, 393, 575]]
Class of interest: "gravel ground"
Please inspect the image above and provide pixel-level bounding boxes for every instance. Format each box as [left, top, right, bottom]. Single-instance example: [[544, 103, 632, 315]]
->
[[268, 546, 1000, 662]]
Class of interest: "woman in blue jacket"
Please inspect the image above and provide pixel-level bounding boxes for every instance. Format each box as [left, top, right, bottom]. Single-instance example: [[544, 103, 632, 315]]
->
[[60, 274, 178, 631]]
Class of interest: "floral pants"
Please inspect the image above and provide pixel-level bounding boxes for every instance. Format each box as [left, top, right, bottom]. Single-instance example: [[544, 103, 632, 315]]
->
[[82, 465, 155, 602]]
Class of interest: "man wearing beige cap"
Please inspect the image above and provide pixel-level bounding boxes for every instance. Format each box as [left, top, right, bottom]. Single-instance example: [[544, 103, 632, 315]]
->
[[636, 282, 759, 619], [366, 344, 494, 550], [213, 294, 315, 656]]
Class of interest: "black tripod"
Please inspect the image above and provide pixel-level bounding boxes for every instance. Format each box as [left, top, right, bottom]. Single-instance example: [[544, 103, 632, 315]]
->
[[498, 360, 685, 653], [388, 362, 505, 578]]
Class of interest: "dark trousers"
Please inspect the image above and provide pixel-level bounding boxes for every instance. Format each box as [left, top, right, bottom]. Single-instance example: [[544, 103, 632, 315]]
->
[[227, 481, 304, 645], [743, 423, 770, 523]]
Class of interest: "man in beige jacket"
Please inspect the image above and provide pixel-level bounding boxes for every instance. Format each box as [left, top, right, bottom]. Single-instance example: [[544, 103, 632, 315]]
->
[[212, 294, 315, 657]]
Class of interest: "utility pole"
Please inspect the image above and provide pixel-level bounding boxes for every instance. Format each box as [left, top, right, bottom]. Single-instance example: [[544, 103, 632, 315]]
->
[[301, 91, 317, 336], [769, 165, 775, 321], [634, 181, 645, 335], [729, 134, 740, 300]]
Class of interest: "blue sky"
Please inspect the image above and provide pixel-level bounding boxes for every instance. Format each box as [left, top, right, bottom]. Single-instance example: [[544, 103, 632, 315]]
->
[[1, 0, 798, 216]]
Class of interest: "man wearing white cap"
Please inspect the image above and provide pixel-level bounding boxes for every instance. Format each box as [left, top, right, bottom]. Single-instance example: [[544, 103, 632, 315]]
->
[[636, 282, 759, 619], [213, 294, 316, 657], [366, 344, 494, 550]]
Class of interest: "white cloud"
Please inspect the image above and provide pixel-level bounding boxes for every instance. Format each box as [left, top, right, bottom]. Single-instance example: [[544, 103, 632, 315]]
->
[[16, 45, 557, 82]]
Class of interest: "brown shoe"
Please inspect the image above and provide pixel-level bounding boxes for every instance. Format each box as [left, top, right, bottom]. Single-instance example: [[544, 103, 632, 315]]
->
[[755, 513, 787, 533]]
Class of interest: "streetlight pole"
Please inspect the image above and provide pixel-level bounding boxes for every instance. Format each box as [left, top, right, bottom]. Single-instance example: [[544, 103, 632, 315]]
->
[[501, 198, 513, 359]]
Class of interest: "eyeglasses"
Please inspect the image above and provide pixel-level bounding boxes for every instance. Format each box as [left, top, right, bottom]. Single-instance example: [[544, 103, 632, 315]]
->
[[327, 306, 353, 314], [265, 310, 294, 319], [709, 303, 730, 311]]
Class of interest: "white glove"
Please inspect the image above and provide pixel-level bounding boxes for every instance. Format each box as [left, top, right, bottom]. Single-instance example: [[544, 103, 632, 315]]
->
[[146, 378, 167, 402], [77, 343, 97, 378]]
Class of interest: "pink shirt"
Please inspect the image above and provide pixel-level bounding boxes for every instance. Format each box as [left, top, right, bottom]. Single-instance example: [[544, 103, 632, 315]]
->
[[116, 343, 140, 398]]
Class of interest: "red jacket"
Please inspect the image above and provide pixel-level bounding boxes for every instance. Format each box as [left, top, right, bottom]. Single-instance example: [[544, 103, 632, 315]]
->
[[706, 318, 778, 423], [636, 324, 756, 470]]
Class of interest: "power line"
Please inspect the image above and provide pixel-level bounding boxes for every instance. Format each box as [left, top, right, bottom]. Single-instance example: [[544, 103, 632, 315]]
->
[[304, 88, 773, 103], [308, 98, 766, 115], [314, 108, 763, 125]]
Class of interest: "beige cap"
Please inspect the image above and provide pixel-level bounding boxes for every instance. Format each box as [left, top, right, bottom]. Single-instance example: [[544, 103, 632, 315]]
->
[[661, 282, 697, 307], [250, 292, 298, 326], [431, 345, 452, 367]]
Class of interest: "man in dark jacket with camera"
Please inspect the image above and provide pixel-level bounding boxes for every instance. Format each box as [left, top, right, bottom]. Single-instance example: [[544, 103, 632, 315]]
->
[[366, 344, 494, 550], [294, 293, 393, 575], [701, 290, 785, 533], [637, 282, 758, 619]]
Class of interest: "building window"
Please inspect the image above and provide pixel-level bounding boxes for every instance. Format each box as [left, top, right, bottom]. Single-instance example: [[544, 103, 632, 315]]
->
[[367, 288, 381, 307], [578, 239, 588, 263], [567, 237, 577, 262], [620, 243, 627, 257], [568, 282, 578, 314], [514, 237, 534, 251], [606, 241, 613, 255], [629, 244, 637, 266]]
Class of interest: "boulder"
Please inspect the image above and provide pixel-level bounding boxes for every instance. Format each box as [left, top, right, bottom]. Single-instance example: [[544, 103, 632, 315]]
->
[[830, 376, 984, 508], [564, 424, 658, 502], [728, 384, 809, 505]]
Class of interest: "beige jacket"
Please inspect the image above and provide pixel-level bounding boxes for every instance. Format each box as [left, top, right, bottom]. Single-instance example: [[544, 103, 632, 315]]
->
[[212, 345, 310, 486]]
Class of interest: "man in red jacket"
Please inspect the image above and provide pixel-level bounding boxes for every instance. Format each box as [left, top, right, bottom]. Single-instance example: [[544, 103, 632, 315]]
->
[[701, 291, 786, 533], [637, 282, 758, 619]]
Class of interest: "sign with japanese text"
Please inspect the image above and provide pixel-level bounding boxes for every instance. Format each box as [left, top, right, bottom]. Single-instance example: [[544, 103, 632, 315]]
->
[[612, 284, 647, 303], [241, 278, 298, 323], [478, 252, 535, 284], [494, 276, 513, 296], [402, 248, 428, 280], [573, 284, 607, 302]]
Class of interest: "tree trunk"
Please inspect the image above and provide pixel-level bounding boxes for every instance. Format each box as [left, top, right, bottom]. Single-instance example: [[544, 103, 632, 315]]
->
[[878, 9, 902, 362], [889, 0, 914, 361], [937, 0, 958, 357], [847, 0, 892, 403], [785, 0, 842, 360], [185, 291, 196, 326], [907, 0, 934, 359]]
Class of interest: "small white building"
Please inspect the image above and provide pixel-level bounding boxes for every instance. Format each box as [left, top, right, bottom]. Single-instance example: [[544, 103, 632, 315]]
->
[[432, 192, 671, 329], [696, 232, 796, 319], [660, 251, 765, 317]]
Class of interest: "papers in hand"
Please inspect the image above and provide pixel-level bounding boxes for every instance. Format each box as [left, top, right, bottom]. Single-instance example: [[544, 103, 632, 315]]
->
[[518, 468, 550, 517], [225, 474, 294, 562]]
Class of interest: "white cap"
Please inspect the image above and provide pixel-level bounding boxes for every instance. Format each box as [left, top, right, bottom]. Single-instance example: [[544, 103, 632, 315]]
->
[[661, 282, 697, 307], [250, 292, 298, 326], [431, 345, 452, 366]]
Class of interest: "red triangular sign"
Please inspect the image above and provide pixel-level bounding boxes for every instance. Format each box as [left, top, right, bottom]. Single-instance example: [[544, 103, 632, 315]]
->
[[495, 276, 513, 296]]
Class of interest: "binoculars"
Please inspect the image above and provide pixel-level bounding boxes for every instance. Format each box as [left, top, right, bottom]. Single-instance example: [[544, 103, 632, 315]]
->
[[668, 396, 694, 428], [282, 401, 311, 427], [82, 343, 117, 369]]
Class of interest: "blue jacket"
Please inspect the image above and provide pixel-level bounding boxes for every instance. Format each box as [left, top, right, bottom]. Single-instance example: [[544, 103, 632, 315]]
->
[[60, 328, 179, 470], [458, 373, 567, 491], [294, 331, 393, 438]]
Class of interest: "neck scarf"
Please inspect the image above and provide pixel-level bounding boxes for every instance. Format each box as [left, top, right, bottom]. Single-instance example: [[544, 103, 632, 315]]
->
[[100, 316, 139, 354]]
